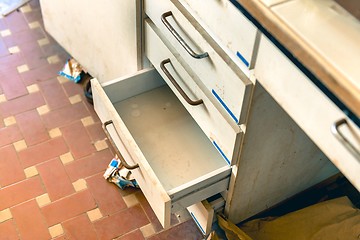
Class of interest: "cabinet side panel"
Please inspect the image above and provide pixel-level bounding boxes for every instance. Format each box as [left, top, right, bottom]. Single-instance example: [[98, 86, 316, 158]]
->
[[226, 83, 338, 223], [40, 0, 140, 82]]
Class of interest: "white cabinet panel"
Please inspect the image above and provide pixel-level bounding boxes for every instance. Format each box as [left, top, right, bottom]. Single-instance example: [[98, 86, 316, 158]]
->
[[254, 35, 360, 191], [40, 0, 141, 83]]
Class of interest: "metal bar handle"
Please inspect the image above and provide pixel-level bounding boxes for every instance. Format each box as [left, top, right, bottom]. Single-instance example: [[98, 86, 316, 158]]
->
[[331, 118, 360, 159], [103, 120, 139, 170], [161, 11, 208, 59], [160, 59, 203, 106]]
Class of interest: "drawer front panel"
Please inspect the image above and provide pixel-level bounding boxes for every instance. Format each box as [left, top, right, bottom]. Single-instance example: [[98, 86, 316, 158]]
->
[[144, 0, 253, 126], [255, 35, 360, 191], [91, 74, 172, 227], [145, 20, 240, 165], [179, 0, 258, 71], [91, 73, 231, 229]]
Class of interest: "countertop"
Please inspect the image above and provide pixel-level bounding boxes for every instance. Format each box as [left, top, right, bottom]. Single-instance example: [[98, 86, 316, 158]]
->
[[234, 0, 360, 118]]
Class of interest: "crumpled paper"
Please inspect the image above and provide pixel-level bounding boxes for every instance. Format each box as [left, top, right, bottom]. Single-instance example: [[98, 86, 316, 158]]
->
[[103, 157, 139, 190], [58, 58, 83, 83]]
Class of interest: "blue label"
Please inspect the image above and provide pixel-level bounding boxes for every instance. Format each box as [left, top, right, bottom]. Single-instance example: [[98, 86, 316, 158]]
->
[[190, 212, 206, 235], [236, 51, 249, 67], [212, 89, 239, 124], [213, 141, 231, 165]]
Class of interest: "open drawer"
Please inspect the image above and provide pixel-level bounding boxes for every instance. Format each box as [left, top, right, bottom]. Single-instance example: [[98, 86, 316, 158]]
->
[[91, 68, 231, 228]]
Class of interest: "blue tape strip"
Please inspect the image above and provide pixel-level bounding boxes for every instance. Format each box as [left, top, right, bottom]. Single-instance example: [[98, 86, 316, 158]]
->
[[236, 51, 249, 67], [213, 141, 231, 165], [190, 212, 206, 235], [212, 89, 239, 124]]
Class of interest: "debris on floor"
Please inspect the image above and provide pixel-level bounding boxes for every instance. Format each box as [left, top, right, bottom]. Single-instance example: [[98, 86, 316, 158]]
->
[[103, 156, 139, 190], [58, 58, 83, 83]]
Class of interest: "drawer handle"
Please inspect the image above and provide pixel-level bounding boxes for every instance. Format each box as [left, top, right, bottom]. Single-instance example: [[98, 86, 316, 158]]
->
[[161, 11, 208, 59], [331, 118, 360, 159], [103, 120, 139, 170], [160, 59, 203, 106]]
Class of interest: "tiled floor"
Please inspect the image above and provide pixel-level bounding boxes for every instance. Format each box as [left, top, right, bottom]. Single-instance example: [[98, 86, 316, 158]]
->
[[0, 1, 203, 239]]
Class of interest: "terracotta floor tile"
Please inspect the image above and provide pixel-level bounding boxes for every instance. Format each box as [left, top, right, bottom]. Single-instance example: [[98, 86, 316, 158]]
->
[[41, 102, 89, 129], [136, 191, 179, 232], [65, 149, 113, 182], [115, 230, 144, 240], [87, 172, 127, 216], [16, 109, 49, 146], [38, 78, 69, 110], [147, 220, 203, 240], [61, 121, 96, 159], [41, 190, 96, 226], [0, 18, 6, 31], [62, 214, 97, 240], [0, 91, 45, 118], [62, 81, 84, 97], [4, 11, 29, 34], [0, 53, 26, 72], [11, 200, 51, 240], [18, 137, 68, 168], [86, 122, 106, 142], [0, 219, 19, 240], [20, 62, 63, 85], [19, 40, 48, 69], [37, 158, 75, 201], [94, 205, 150, 240], [0, 177, 44, 210], [0, 38, 9, 57], [2, 28, 45, 47], [0, 145, 25, 187], [41, 42, 68, 60], [84, 99, 100, 122], [0, 125, 22, 148], [0, 67, 28, 100], [24, 9, 42, 23]]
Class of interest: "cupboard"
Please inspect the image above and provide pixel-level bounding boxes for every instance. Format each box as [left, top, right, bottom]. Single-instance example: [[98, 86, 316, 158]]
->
[[40, 0, 358, 234]]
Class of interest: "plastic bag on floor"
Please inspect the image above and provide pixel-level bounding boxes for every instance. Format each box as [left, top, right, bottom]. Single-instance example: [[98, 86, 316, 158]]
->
[[58, 58, 83, 83], [103, 157, 139, 190]]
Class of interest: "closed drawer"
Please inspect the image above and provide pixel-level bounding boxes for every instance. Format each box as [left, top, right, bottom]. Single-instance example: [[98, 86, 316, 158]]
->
[[145, 19, 241, 165], [144, 0, 253, 126], [91, 69, 231, 229], [179, 0, 259, 71], [255, 35, 360, 191]]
